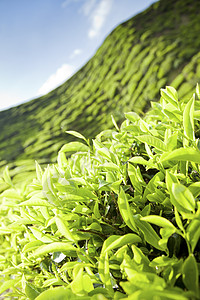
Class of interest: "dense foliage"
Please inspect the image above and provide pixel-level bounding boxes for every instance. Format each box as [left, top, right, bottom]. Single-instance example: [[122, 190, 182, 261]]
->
[[0, 86, 200, 299], [1, 0, 200, 187]]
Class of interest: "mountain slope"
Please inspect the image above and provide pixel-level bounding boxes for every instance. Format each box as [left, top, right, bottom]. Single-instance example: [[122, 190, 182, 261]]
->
[[1, 0, 200, 174]]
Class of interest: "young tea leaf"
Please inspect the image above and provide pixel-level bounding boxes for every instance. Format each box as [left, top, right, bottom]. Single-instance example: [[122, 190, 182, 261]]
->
[[196, 83, 200, 99], [135, 217, 167, 251], [141, 215, 176, 229], [182, 254, 199, 296], [186, 218, 200, 252], [35, 287, 72, 300], [125, 112, 140, 122], [71, 267, 94, 295], [102, 234, 141, 254], [30, 227, 55, 243], [59, 142, 89, 153], [161, 88, 179, 108], [3, 166, 13, 186], [166, 86, 179, 102], [136, 135, 166, 152], [183, 95, 195, 141], [18, 198, 54, 207], [35, 161, 43, 183], [55, 216, 76, 242], [172, 183, 196, 213], [66, 130, 87, 142], [117, 188, 138, 233], [160, 147, 200, 164], [33, 242, 77, 257]]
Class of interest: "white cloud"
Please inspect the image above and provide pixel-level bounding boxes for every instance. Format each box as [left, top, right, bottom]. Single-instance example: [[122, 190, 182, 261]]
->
[[88, 0, 113, 38], [37, 64, 75, 95], [61, 0, 113, 39], [70, 48, 82, 59], [81, 0, 96, 16]]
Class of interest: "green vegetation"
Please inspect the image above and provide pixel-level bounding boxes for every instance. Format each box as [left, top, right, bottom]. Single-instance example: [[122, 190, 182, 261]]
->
[[1, 0, 200, 187], [0, 85, 200, 299], [1, 0, 200, 297]]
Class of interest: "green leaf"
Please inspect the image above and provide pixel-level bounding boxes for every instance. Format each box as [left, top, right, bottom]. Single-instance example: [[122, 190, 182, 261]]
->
[[71, 268, 94, 295], [165, 171, 188, 217], [161, 87, 179, 108], [182, 254, 199, 296], [174, 208, 185, 232], [131, 245, 153, 272], [159, 227, 177, 251], [194, 110, 200, 120], [66, 130, 87, 142], [183, 95, 195, 141], [59, 142, 89, 153], [25, 282, 40, 299], [55, 216, 76, 242], [165, 132, 178, 151], [98, 252, 113, 295], [196, 83, 200, 99], [18, 198, 54, 207], [163, 109, 181, 122], [160, 147, 200, 164], [30, 227, 55, 243], [139, 119, 149, 132], [42, 278, 64, 288], [35, 287, 72, 300], [145, 142, 154, 158], [125, 112, 140, 122], [129, 156, 152, 166], [189, 182, 200, 197], [93, 200, 101, 218], [117, 188, 138, 232], [0, 279, 19, 294], [23, 240, 44, 253], [60, 261, 93, 272], [121, 254, 166, 288], [136, 135, 166, 152], [42, 166, 60, 206], [0, 188, 22, 198], [166, 86, 179, 102], [143, 171, 165, 201], [141, 215, 176, 229], [57, 152, 68, 168], [150, 255, 179, 267], [172, 183, 196, 213], [33, 242, 77, 257], [101, 162, 119, 172], [97, 148, 112, 161], [3, 166, 13, 186], [111, 114, 119, 131], [186, 218, 200, 252], [128, 163, 145, 195], [135, 217, 166, 251], [35, 161, 43, 183], [102, 234, 141, 254]]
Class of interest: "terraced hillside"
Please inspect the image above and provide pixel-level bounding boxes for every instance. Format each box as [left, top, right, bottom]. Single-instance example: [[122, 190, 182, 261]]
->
[[1, 0, 200, 185]]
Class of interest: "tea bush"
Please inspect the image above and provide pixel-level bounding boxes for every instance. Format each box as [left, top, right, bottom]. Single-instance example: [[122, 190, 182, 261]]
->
[[0, 85, 200, 299]]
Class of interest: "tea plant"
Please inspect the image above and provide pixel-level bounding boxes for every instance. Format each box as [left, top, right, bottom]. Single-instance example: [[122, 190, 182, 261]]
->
[[0, 85, 200, 299]]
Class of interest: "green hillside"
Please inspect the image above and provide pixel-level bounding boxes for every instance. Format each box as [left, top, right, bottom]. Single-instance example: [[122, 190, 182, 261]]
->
[[1, 0, 200, 185]]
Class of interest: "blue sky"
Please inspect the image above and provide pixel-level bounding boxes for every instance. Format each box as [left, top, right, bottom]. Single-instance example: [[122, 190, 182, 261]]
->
[[0, 0, 155, 111]]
